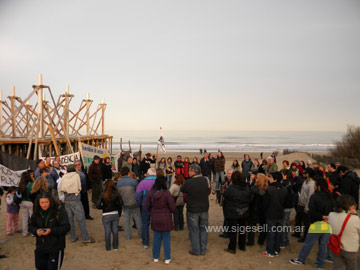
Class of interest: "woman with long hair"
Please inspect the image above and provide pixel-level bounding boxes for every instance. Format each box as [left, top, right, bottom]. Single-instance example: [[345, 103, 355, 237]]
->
[[30, 176, 49, 203], [96, 180, 123, 251], [145, 176, 176, 264], [17, 171, 34, 237], [157, 157, 167, 176], [183, 157, 190, 180], [169, 174, 186, 231], [165, 157, 175, 188], [231, 160, 240, 172], [191, 157, 199, 165], [214, 151, 225, 190], [28, 192, 70, 270], [247, 174, 268, 246]]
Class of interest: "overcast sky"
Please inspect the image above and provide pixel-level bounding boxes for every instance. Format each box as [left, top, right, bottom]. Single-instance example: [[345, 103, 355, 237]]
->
[[0, 0, 359, 133]]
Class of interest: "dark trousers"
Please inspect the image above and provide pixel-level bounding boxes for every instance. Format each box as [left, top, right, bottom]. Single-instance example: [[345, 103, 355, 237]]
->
[[35, 249, 64, 270], [80, 192, 90, 218], [266, 218, 283, 255], [227, 218, 246, 251], [247, 219, 256, 245], [257, 216, 267, 245], [297, 205, 310, 239], [173, 205, 184, 230], [91, 182, 102, 205]]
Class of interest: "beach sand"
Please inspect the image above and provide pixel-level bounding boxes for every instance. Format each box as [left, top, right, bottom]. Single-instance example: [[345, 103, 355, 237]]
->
[[0, 152, 358, 270]]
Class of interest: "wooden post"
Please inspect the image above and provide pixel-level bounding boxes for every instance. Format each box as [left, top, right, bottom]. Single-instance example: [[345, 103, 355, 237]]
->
[[10, 86, 16, 137], [48, 124, 60, 155], [101, 99, 106, 135], [86, 93, 91, 136], [37, 74, 44, 139], [64, 85, 70, 139]]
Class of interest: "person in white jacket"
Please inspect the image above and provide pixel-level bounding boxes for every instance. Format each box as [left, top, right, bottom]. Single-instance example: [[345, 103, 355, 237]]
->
[[328, 195, 360, 270], [59, 164, 94, 243]]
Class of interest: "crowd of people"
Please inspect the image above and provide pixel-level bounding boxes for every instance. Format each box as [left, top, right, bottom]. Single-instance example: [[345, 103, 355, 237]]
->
[[0, 151, 360, 269]]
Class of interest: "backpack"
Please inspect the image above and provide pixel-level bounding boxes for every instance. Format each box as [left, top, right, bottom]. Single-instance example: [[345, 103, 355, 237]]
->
[[328, 214, 351, 254]]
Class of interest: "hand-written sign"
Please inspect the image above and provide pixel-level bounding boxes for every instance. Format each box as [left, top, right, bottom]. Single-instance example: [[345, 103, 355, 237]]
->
[[40, 152, 80, 166], [79, 143, 110, 170], [0, 164, 27, 187]]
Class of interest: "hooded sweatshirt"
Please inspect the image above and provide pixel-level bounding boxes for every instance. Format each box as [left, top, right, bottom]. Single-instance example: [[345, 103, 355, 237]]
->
[[145, 189, 176, 232], [59, 172, 82, 199]]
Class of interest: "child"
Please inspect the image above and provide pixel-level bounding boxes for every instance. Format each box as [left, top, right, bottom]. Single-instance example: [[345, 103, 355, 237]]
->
[[6, 186, 20, 235]]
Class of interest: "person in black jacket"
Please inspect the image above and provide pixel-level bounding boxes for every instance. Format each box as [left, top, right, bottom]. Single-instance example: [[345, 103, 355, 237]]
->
[[199, 153, 211, 180], [290, 178, 334, 268], [223, 171, 252, 254], [262, 172, 288, 257], [96, 180, 123, 251], [338, 166, 360, 208], [28, 192, 70, 270], [102, 156, 113, 181], [280, 169, 294, 248], [139, 153, 156, 180], [181, 164, 210, 256]]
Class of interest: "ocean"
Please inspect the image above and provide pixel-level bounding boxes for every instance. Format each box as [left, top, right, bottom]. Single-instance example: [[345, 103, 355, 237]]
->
[[109, 130, 344, 153]]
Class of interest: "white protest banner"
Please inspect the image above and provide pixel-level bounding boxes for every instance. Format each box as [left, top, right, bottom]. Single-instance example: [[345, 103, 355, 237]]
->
[[40, 152, 81, 166], [0, 164, 27, 187], [79, 142, 110, 170]]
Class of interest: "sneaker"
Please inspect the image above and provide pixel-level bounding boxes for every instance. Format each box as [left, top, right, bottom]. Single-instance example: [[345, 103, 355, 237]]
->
[[289, 259, 304, 265], [314, 263, 324, 269], [280, 246, 286, 249], [274, 251, 280, 256], [262, 251, 274, 257], [153, 259, 159, 263], [324, 259, 333, 264], [143, 245, 149, 249], [165, 259, 171, 264]]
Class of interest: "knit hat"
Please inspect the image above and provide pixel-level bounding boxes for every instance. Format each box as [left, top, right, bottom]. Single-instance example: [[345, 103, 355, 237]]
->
[[67, 164, 76, 172]]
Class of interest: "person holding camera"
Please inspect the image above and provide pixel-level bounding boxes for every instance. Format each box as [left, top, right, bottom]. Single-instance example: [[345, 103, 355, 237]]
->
[[28, 192, 70, 269]]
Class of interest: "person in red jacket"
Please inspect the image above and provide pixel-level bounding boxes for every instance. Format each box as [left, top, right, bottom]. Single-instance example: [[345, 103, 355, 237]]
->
[[145, 175, 176, 265], [174, 155, 184, 176], [183, 157, 190, 179]]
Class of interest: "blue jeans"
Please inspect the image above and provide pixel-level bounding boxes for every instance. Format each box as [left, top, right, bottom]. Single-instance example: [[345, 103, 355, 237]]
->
[[64, 197, 89, 242], [153, 231, 171, 260], [186, 211, 208, 255], [123, 207, 142, 240], [102, 214, 119, 250], [298, 232, 330, 268], [281, 209, 291, 247], [215, 171, 224, 190], [266, 218, 283, 255], [141, 207, 151, 246], [166, 175, 172, 188]]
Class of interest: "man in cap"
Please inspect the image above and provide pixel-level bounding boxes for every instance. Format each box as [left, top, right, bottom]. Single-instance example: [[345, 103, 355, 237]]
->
[[88, 155, 103, 207]]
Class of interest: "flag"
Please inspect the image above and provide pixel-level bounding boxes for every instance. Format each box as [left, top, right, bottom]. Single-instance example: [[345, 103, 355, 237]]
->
[[158, 127, 166, 152]]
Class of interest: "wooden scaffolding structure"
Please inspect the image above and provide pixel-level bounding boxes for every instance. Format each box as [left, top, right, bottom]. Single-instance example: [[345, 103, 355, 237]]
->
[[0, 74, 113, 159]]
